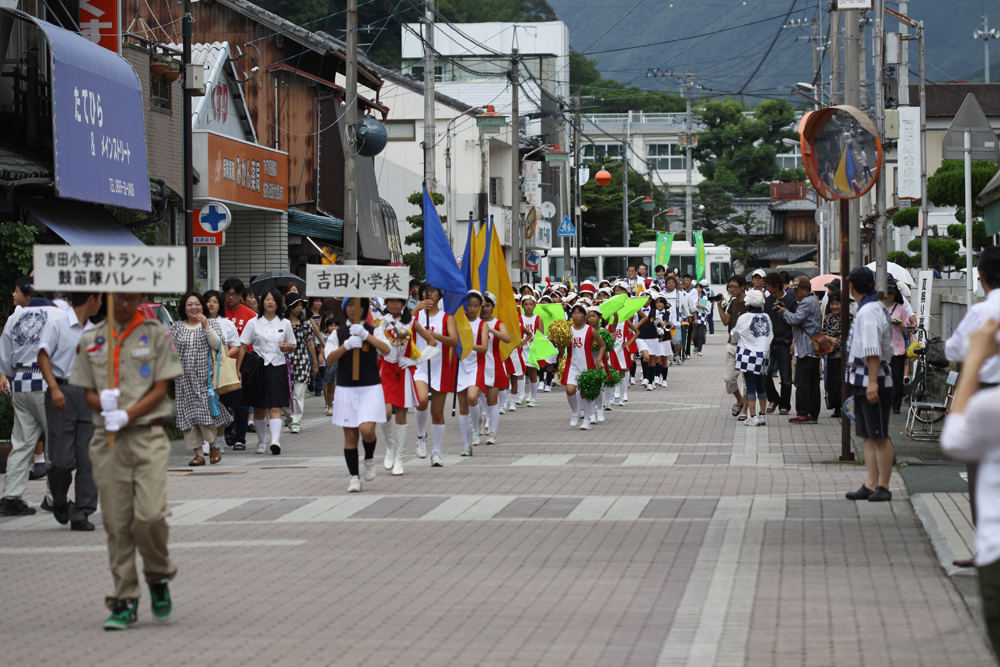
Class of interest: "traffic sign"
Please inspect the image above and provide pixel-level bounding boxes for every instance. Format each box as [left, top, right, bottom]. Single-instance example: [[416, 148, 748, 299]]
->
[[557, 215, 576, 238], [942, 94, 999, 161]]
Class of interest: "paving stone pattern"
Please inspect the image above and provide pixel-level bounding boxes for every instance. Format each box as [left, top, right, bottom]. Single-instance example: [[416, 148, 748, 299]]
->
[[0, 337, 995, 666]]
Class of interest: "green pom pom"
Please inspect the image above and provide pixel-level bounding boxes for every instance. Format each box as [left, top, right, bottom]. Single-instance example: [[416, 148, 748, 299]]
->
[[593, 328, 615, 350], [605, 369, 622, 387], [577, 368, 606, 401]]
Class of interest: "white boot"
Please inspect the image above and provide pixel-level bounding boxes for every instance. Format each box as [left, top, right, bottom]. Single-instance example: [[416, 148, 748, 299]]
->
[[393, 423, 406, 476], [381, 422, 395, 471]]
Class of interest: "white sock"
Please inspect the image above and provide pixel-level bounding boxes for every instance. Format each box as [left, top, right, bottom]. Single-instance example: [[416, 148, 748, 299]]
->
[[432, 423, 445, 455], [488, 404, 500, 435], [470, 403, 481, 430], [529, 381, 538, 399], [415, 409, 428, 439], [567, 393, 578, 415], [459, 414, 471, 447], [620, 377, 628, 400], [395, 422, 407, 455], [380, 421, 395, 450], [215, 435, 225, 447], [254, 419, 266, 444], [499, 390, 508, 408], [33, 453, 45, 464], [268, 419, 282, 445], [580, 398, 593, 420], [605, 387, 614, 403]]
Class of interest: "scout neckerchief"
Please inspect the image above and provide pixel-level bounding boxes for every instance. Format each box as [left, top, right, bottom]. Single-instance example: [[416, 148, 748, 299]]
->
[[112, 311, 146, 388]]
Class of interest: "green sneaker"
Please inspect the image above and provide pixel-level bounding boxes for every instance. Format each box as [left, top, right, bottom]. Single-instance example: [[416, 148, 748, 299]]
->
[[103, 599, 137, 631], [149, 579, 172, 622]]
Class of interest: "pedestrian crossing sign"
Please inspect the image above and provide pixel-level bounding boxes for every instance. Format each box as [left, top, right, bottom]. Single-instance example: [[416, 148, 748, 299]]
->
[[557, 215, 576, 237]]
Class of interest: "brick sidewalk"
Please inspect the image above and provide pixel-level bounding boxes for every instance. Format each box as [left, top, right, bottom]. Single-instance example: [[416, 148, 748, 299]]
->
[[0, 334, 994, 666]]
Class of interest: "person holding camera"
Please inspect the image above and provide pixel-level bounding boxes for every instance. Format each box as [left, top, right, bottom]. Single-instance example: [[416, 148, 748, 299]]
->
[[764, 271, 796, 416], [776, 276, 822, 424]]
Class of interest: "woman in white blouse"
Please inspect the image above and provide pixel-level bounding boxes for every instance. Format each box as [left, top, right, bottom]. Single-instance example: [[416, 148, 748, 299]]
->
[[236, 288, 295, 455], [205, 290, 241, 451]]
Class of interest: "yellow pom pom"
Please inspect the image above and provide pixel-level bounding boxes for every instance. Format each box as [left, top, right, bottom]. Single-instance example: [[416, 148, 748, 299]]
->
[[548, 319, 573, 348]]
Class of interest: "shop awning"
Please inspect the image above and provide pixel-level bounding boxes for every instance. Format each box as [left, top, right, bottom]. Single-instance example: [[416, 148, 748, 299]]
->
[[288, 209, 343, 245], [20, 197, 144, 247]]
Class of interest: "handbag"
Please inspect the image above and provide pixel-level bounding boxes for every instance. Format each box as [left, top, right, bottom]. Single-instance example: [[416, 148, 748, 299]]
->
[[801, 325, 834, 357], [211, 343, 241, 395], [240, 349, 264, 390]]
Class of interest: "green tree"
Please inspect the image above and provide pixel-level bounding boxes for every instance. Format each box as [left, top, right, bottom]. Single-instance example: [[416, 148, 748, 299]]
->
[[713, 209, 761, 263], [403, 190, 445, 282], [927, 159, 997, 211], [906, 237, 961, 271], [691, 98, 801, 196], [580, 162, 658, 248], [0, 221, 37, 325], [892, 206, 919, 228], [692, 181, 736, 238]]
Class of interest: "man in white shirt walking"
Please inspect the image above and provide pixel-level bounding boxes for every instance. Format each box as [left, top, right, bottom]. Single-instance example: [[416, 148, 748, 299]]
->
[[36, 292, 103, 530]]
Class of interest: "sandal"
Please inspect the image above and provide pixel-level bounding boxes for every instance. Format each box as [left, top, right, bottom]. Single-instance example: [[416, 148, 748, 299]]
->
[[737, 413, 748, 422], [189, 454, 205, 466], [731, 404, 741, 416], [232, 443, 246, 451], [209, 447, 222, 465]]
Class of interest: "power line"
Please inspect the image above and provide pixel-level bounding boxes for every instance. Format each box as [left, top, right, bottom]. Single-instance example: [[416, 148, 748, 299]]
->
[[580, 0, 647, 54], [736, 0, 799, 95]]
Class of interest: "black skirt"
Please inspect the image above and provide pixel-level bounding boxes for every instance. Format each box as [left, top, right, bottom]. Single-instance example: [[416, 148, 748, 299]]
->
[[243, 363, 291, 409]]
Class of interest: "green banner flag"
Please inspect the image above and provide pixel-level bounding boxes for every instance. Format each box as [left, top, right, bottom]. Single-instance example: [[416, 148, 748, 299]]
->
[[534, 303, 567, 331], [654, 232, 674, 269], [526, 332, 558, 369], [615, 296, 650, 322], [694, 231, 706, 282], [598, 293, 628, 319]]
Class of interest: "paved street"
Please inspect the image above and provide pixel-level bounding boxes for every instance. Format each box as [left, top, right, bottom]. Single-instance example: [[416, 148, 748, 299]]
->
[[1, 335, 996, 666]]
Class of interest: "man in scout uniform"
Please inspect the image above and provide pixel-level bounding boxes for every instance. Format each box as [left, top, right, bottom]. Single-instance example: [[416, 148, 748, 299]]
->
[[70, 292, 183, 630]]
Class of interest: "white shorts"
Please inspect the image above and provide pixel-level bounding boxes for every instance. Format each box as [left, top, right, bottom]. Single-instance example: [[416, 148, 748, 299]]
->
[[413, 363, 429, 386], [457, 358, 478, 392], [332, 384, 388, 427]]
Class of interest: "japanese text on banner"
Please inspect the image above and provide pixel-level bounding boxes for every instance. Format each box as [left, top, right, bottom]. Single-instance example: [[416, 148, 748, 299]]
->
[[32, 245, 187, 293], [306, 265, 410, 299]]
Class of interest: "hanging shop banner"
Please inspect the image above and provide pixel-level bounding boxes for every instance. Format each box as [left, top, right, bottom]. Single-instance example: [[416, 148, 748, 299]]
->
[[694, 231, 706, 282], [194, 131, 288, 211], [33, 245, 186, 293], [913, 270, 934, 340], [897, 107, 921, 200], [306, 265, 410, 299], [79, 0, 121, 54], [655, 232, 674, 269], [15, 13, 151, 210]]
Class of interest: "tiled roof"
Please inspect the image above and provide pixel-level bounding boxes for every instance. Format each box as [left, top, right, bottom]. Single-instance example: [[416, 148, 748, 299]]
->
[[0, 143, 52, 182]]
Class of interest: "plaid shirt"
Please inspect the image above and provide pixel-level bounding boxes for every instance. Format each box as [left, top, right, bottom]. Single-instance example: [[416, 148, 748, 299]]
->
[[845, 294, 894, 389]]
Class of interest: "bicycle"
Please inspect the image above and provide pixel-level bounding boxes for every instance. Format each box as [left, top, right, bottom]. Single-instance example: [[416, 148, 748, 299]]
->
[[906, 325, 949, 425]]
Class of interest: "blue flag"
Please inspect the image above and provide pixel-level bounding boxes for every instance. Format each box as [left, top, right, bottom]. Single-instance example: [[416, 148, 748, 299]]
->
[[423, 188, 474, 358]]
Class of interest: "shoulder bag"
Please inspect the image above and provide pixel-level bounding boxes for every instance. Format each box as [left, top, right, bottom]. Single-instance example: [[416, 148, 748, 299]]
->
[[211, 341, 242, 395], [801, 325, 834, 357]]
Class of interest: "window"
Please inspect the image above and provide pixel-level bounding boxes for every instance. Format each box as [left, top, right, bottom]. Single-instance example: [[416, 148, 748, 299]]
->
[[646, 144, 686, 171], [385, 121, 415, 141], [711, 261, 730, 286], [581, 144, 623, 163], [777, 146, 803, 169], [410, 65, 444, 79], [489, 177, 503, 206], [151, 73, 171, 111]]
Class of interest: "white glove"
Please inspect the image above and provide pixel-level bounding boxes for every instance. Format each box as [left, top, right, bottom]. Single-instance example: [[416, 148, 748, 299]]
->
[[99, 388, 120, 411], [102, 409, 129, 433], [398, 357, 418, 369], [343, 336, 363, 351], [416, 346, 441, 363], [349, 324, 369, 340]]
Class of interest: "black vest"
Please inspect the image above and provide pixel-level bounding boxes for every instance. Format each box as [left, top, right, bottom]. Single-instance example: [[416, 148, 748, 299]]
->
[[336, 323, 381, 387]]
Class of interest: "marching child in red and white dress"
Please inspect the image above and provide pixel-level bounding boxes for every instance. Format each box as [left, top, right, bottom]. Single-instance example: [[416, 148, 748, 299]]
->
[[501, 296, 530, 414], [476, 292, 511, 445], [411, 285, 459, 467], [456, 291, 487, 456], [562, 304, 607, 431], [376, 297, 438, 475], [518, 294, 543, 407]]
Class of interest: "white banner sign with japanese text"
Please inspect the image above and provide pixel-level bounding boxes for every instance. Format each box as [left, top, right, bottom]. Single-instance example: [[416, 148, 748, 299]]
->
[[897, 106, 921, 200], [914, 270, 934, 340], [836, 0, 872, 9], [33, 245, 187, 293], [306, 265, 410, 299]]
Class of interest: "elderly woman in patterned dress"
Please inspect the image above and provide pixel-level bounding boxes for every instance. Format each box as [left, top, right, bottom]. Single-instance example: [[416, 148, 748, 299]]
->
[[171, 291, 233, 466]]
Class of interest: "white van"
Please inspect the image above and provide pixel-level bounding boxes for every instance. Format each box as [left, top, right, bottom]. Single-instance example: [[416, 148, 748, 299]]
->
[[536, 240, 733, 295]]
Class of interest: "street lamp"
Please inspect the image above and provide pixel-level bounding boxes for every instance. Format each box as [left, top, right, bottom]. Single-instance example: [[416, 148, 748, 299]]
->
[[651, 208, 679, 230]]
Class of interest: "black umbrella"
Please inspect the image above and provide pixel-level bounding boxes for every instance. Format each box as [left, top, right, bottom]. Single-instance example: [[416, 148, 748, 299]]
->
[[784, 269, 809, 279], [249, 271, 305, 297]]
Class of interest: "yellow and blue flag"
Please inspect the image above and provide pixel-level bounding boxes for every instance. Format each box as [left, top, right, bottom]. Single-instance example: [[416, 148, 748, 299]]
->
[[482, 217, 523, 360], [423, 188, 475, 359]]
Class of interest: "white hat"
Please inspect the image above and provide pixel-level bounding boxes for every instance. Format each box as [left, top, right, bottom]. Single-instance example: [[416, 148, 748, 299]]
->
[[745, 289, 765, 308], [897, 282, 911, 298], [751, 268, 767, 279], [484, 291, 497, 305], [699, 278, 710, 286], [521, 293, 537, 303], [587, 306, 603, 316], [468, 289, 483, 300]]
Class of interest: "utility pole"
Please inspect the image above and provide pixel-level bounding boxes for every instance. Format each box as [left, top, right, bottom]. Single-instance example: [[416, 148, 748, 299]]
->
[[510, 49, 522, 284], [423, 0, 436, 193], [684, 71, 694, 246], [844, 8, 861, 269], [343, 0, 358, 263], [183, 0, 194, 289], [919, 21, 928, 270], [574, 87, 582, 285], [975, 14, 999, 83], [831, 9, 842, 105], [898, 1, 909, 106], [859, 15, 868, 111], [622, 127, 629, 274], [873, 0, 888, 295]]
